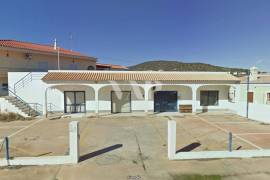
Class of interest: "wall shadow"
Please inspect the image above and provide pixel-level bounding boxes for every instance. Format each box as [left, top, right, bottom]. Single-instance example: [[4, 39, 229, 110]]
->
[[176, 142, 201, 153], [79, 144, 123, 162]]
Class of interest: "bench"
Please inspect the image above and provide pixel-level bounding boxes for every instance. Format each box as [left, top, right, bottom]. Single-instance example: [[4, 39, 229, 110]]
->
[[179, 105, 192, 113]]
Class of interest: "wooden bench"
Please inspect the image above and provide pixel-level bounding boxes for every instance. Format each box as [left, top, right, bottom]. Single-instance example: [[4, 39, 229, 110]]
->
[[179, 105, 192, 113]]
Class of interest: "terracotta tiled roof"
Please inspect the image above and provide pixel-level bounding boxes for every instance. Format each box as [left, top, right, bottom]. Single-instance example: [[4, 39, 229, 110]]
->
[[42, 71, 240, 82], [96, 63, 128, 70], [0, 40, 96, 60]]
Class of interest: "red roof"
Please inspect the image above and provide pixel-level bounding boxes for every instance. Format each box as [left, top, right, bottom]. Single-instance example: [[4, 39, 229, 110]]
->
[[96, 63, 128, 70], [0, 40, 96, 60]]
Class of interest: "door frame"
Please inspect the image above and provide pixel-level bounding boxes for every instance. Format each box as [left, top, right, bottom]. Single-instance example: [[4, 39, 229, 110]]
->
[[110, 91, 132, 113], [64, 91, 86, 113], [154, 91, 178, 112]]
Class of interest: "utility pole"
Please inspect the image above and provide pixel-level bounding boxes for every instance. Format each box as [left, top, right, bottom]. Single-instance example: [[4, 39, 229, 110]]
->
[[69, 32, 73, 51], [246, 70, 250, 118], [54, 38, 60, 70], [57, 46, 60, 70]]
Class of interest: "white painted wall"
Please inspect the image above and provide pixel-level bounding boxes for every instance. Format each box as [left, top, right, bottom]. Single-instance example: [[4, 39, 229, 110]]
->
[[8, 72, 64, 113]]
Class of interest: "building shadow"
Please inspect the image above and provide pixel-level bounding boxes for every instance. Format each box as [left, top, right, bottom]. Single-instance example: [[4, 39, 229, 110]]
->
[[176, 142, 201, 153], [79, 144, 123, 162]]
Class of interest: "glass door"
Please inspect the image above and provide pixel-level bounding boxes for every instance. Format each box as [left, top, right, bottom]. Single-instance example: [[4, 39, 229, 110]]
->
[[64, 91, 86, 113]]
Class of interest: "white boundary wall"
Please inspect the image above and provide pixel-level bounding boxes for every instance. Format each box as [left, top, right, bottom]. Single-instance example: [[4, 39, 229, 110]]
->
[[168, 120, 270, 160], [0, 121, 79, 166]]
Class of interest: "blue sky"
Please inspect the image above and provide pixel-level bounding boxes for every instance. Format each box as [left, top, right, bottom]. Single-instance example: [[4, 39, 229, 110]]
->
[[1, 0, 270, 70]]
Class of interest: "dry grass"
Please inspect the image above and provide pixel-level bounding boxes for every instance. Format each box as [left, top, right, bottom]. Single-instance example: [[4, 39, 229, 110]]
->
[[0, 112, 32, 122]]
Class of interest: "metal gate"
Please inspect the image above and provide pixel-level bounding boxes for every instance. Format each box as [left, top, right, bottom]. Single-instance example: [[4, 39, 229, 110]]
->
[[154, 91, 177, 112]]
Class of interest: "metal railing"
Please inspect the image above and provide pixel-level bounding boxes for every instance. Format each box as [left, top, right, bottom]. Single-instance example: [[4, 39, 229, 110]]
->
[[47, 103, 62, 113], [13, 72, 45, 94], [29, 103, 43, 115], [3, 86, 42, 116]]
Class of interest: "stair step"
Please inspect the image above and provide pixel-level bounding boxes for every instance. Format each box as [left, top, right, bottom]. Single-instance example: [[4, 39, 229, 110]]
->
[[4, 95, 41, 117]]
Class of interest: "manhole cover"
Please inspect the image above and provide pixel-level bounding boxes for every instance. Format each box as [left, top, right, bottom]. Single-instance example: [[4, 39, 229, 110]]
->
[[95, 154, 122, 165]]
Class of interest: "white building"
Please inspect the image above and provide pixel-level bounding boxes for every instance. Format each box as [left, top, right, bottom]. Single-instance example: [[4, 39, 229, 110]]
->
[[3, 70, 240, 117], [2, 67, 270, 123], [237, 67, 270, 122]]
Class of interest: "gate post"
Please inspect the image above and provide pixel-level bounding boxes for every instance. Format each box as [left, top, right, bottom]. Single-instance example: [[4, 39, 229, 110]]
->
[[69, 121, 79, 163], [168, 120, 176, 160]]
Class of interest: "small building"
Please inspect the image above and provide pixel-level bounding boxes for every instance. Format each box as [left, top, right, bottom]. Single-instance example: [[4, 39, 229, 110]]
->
[[237, 67, 270, 121], [6, 70, 240, 116], [0, 39, 96, 95]]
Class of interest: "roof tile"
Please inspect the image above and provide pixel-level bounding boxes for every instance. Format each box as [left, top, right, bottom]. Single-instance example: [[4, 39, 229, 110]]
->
[[0, 40, 95, 60], [42, 71, 240, 82]]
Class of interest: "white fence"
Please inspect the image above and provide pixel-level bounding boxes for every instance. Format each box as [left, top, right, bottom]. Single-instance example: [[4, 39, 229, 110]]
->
[[0, 121, 79, 166], [168, 120, 270, 160]]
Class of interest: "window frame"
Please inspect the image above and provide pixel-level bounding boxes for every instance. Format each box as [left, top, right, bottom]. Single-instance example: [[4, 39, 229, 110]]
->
[[228, 88, 236, 103], [200, 90, 219, 106], [247, 91, 254, 103], [266, 92, 270, 104]]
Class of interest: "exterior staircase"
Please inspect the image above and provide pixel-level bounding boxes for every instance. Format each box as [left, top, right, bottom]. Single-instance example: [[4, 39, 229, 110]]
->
[[1, 73, 45, 117], [3, 96, 41, 117]]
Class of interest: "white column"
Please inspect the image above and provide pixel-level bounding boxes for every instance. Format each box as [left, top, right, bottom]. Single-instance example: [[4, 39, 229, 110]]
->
[[69, 121, 79, 164], [94, 88, 99, 114], [168, 120, 176, 160], [43, 88, 48, 117], [192, 85, 198, 113], [144, 86, 150, 113], [234, 85, 241, 103]]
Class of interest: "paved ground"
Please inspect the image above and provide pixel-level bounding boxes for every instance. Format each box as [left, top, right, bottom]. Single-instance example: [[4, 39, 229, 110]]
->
[[1, 113, 270, 179]]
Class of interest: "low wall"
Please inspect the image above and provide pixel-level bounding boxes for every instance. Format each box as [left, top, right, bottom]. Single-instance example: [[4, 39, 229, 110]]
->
[[168, 120, 270, 160], [0, 121, 79, 166], [227, 101, 270, 123]]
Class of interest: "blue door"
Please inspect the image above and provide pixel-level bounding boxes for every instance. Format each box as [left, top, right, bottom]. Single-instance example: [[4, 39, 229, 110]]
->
[[154, 91, 177, 112]]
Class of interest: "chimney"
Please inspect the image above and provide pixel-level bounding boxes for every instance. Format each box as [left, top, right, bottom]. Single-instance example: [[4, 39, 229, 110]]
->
[[54, 38, 57, 50], [250, 66, 259, 81]]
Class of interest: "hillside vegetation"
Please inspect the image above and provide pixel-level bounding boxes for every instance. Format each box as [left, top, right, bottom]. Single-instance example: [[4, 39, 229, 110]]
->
[[129, 60, 248, 73]]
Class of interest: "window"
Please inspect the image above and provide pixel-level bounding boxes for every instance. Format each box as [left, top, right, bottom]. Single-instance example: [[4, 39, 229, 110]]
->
[[87, 66, 95, 70], [228, 88, 236, 103], [200, 91, 219, 106], [247, 92, 254, 103], [267, 93, 270, 104], [2, 83, 8, 88]]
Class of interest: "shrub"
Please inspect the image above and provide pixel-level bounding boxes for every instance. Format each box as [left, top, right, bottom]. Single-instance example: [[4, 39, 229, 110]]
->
[[0, 112, 32, 122]]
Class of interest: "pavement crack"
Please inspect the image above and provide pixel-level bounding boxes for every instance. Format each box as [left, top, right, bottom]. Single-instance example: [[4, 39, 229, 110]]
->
[[134, 133, 147, 172]]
